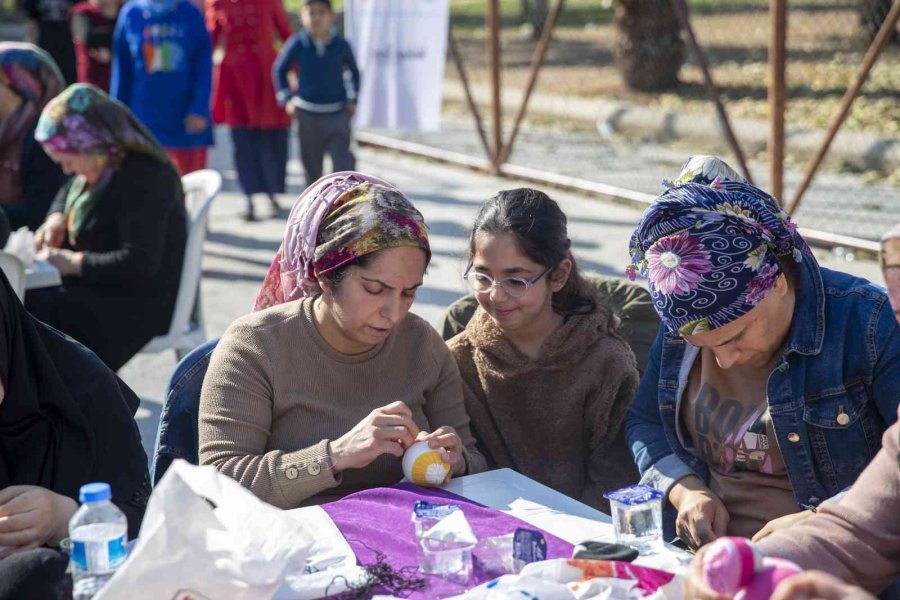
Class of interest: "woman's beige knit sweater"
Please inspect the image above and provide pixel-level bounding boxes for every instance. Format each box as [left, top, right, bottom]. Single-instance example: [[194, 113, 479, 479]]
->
[[199, 297, 486, 508]]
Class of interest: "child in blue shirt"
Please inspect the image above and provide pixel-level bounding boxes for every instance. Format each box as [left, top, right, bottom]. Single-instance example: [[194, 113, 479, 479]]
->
[[111, 0, 213, 175], [272, 0, 360, 187]]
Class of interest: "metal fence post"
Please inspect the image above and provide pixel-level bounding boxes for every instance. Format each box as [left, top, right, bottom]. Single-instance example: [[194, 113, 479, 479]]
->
[[785, 0, 900, 215], [487, 0, 503, 173], [448, 29, 493, 162], [670, 0, 754, 184], [769, 0, 787, 204], [498, 0, 565, 165]]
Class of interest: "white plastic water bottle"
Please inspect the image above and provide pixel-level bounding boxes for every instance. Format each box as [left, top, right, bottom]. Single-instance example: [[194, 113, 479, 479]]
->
[[69, 483, 128, 600]]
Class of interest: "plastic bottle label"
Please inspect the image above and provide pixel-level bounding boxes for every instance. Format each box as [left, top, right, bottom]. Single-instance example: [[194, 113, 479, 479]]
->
[[71, 533, 127, 573]]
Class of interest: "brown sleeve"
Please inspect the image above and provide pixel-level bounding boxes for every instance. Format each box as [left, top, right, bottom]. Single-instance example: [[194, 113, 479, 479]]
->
[[755, 418, 900, 592], [448, 333, 510, 471], [198, 321, 341, 509], [583, 340, 640, 508], [421, 327, 487, 476]]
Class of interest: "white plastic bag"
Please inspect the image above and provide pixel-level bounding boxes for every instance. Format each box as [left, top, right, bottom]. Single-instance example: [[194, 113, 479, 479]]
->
[[274, 505, 368, 599], [448, 558, 684, 600], [96, 460, 320, 600], [3, 227, 35, 268]]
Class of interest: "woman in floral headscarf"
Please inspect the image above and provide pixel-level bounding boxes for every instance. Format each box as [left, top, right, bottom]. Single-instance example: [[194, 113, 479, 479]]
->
[[0, 43, 67, 231], [199, 171, 486, 508], [24, 83, 186, 371], [625, 156, 900, 550]]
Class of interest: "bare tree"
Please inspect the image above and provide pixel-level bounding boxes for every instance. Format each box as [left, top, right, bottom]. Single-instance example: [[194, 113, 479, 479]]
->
[[858, 0, 899, 45], [615, 0, 685, 91], [520, 0, 550, 40]]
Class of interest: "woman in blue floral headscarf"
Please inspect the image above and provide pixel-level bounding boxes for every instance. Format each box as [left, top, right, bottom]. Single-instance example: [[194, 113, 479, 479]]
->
[[24, 83, 186, 371], [625, 156, 900, 551]]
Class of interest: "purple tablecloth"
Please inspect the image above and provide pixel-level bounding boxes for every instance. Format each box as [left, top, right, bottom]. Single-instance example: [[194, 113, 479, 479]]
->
[[321, 482, 574, 598]]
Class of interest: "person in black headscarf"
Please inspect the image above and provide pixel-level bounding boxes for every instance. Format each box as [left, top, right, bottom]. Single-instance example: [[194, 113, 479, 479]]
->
[[0, 266, 150, 599]]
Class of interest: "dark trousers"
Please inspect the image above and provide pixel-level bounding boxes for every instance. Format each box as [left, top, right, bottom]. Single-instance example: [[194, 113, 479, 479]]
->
[[230, 127, 289, 197], [26, 282, 173, 372], [297, 109, 355, 186]]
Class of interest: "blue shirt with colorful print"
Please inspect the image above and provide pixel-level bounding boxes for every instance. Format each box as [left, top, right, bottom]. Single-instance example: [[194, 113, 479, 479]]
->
[[110, 0, 213, 148]]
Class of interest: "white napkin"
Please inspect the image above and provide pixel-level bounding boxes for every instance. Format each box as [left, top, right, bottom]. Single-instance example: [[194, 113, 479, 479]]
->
[[3, 227, 36, 268], [423, 510, 477, 545]]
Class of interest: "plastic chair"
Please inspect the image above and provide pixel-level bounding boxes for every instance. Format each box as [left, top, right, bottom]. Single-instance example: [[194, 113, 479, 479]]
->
[[141, 169, 222, 361], [0, 251, 26, 301]]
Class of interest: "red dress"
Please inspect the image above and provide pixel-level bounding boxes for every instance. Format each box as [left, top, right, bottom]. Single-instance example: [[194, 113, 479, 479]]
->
[[206, 0, 292, 130]]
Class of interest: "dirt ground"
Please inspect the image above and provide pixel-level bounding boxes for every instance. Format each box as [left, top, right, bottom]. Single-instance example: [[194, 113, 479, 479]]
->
[[447, 0, 900, 135]]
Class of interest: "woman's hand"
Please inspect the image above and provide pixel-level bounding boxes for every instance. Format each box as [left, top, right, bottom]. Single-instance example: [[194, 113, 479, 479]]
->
[[330, 401, 421, 473], [752, 509, 815, 542], [670, 476, 730, 549], [37, 247, 84, 277], [34, 212, 67, 250], [0, 486, 78, 558], [416, 426, 466, 478], [770, 571, 876, 600], [683, 544, 731, 600]]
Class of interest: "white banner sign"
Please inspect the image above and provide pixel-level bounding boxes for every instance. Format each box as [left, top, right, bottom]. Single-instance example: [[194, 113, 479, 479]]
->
[[345, 0, 450, 132]]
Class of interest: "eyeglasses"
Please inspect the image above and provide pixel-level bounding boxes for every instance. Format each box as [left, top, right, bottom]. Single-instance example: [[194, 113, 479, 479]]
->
[[462, 265, 551, 298]]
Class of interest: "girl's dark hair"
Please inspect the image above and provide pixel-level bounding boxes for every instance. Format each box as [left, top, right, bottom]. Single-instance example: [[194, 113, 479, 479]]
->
[[468, 188, 601, 320]]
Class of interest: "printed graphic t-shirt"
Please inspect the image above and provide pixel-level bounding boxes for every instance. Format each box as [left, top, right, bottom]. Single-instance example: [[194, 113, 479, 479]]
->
[[110, 0, 213, 148], [681, 348, 800, 538]]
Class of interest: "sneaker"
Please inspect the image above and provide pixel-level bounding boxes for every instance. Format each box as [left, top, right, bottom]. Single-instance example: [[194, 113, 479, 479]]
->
[[241, 207, 256, 222]]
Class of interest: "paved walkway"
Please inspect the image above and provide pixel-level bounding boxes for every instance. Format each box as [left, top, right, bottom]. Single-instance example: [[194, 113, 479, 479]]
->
[[122, 127, 885, 460], [365, 119, 900, 242], [2, 17, 895, 242]]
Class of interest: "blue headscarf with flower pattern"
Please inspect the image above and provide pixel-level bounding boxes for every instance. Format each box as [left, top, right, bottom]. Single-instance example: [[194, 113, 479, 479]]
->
[[627, 156, 811, 336]]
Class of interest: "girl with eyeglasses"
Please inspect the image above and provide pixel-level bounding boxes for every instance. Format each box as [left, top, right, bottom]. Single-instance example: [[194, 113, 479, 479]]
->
[[447, 188, 640, 511]]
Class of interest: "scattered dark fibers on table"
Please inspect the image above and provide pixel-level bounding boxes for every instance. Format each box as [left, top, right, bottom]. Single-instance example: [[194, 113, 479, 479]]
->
[[325, 540, 427, 599]]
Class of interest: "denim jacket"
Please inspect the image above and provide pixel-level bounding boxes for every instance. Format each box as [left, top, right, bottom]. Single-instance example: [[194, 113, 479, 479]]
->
[[626, 259, 900, 510], [150, 338, 220, 485]]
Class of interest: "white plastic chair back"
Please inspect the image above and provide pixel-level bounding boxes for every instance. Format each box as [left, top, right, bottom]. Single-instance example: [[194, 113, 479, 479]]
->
[[141, 169, 222, 359], [0, 251, 26, 302]]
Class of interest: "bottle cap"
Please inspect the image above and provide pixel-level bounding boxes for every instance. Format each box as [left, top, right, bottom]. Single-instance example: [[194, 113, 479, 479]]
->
[[79, 482, 112, 503], [603, 484, 664, 506]]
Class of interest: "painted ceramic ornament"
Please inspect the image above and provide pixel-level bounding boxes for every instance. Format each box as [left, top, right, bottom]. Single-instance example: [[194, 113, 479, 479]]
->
[[736, 560, 804, 600], [402, 440, 450, 487], [703, 537, 763, 593], [702, 537, 802, 600]]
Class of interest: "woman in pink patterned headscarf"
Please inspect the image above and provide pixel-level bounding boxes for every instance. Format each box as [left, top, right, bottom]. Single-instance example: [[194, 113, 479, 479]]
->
[[199, 172, 486, 509], [253, 171, 409, 309]]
